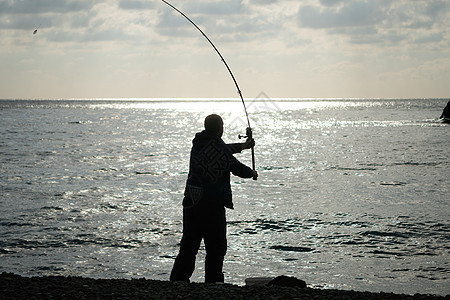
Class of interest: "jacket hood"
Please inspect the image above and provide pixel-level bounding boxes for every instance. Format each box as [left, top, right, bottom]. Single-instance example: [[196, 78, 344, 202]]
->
[[192, 130, 219, 149]]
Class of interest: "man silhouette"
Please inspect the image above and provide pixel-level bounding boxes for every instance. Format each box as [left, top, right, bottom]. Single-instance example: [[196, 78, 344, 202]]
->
[[170, 114, 257, 283]]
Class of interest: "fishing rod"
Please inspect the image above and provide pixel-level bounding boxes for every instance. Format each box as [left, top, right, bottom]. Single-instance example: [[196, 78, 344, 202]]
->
[[161, 0, 256, 180]]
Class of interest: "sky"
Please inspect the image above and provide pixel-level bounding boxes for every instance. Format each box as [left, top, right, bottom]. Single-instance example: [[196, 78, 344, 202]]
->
[[0, 0, 449, 99]]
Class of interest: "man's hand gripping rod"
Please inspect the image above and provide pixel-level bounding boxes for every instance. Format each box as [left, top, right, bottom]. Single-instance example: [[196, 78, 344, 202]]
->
[[239, 127, 257, 180]]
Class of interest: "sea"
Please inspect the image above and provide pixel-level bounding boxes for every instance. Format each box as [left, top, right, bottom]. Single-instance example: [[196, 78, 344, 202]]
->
[[0, 98, 449, 296]]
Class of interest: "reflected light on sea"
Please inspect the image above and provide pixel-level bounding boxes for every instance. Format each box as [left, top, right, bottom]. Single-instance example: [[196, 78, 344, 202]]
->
[[0, 98, 448, 295]]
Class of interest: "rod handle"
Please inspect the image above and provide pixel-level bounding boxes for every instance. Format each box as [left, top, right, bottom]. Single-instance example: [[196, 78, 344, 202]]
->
[[251, 147, 257, 180]]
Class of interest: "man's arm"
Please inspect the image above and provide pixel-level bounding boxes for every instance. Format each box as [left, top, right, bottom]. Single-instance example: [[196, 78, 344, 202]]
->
[[227, 143, 243, 154], [227, 138, 255, 154], [230, 159, 255, 179]]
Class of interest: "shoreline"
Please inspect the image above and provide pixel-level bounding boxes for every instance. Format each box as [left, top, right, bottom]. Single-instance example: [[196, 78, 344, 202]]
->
[[1, 273, 447, 299]]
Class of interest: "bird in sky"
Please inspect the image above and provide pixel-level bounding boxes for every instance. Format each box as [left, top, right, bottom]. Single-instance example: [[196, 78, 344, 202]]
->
[[33, 24, 41, 35]]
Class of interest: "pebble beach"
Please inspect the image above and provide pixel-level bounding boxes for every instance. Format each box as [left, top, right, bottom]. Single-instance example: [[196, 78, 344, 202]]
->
[[1, 273, 447, 300]]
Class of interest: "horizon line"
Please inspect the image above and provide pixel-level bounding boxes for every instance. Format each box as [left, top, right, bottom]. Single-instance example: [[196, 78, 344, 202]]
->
[[0, 97, 448, 102]]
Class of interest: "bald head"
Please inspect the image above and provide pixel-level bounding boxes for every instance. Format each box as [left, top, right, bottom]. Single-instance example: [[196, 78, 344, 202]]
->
[[204, 114, 223, 137]]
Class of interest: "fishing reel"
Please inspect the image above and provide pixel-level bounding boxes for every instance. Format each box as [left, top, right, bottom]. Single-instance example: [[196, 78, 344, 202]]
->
[[238, 127, 253, 140], [239, 127, 257, 180]]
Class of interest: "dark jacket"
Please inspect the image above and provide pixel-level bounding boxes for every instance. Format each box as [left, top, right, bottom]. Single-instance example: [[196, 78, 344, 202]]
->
[[183, 130, 254, 209]]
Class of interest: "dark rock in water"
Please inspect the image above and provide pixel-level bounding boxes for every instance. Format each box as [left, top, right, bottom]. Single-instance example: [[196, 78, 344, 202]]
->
[[440, 100, 450, 119], [268, 275, 307, 288], [270, 245, 314, 252]]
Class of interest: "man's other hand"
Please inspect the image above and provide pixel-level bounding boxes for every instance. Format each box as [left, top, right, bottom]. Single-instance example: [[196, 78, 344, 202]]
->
[[242, 138, 255, 150]]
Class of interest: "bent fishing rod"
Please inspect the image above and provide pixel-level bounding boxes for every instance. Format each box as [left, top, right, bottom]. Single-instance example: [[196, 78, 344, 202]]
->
[[161, 0, 257, 180]]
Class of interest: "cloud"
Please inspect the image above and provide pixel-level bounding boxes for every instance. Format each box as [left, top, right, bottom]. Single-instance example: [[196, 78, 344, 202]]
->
[[298, 1, 385, 29], [0, 0, 93, 14], [424, 0, 449, 18], [183, 0, 248, 16], [157, 0, 281, 43], [297, 0, 450, 46], [413, 32, 444, 44], [70, 12, 92, 28], [44, 27, 136, 43], [155, 9, 200, 38], [1, 0, 449, 99], [319, 0, 344, 7], [249, 0, 277, 5], [118, 0, 155, 10], [0, 13, 44, 30], [0, 0, 99, 37]]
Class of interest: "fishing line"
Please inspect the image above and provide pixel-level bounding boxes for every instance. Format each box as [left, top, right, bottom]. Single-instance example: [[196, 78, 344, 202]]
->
[[161, 0, 256, 178]]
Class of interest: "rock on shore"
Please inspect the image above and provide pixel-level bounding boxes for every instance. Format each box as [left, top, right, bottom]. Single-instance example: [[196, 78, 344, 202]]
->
[[0, 273, 447, 300]]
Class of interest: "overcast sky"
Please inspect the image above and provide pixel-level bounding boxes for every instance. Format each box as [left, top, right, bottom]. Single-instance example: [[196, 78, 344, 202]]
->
[[1, 0, 449, 99]]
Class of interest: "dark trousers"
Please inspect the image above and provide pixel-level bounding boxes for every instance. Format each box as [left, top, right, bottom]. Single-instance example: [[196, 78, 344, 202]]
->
[[170, 203, 227, 283]]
